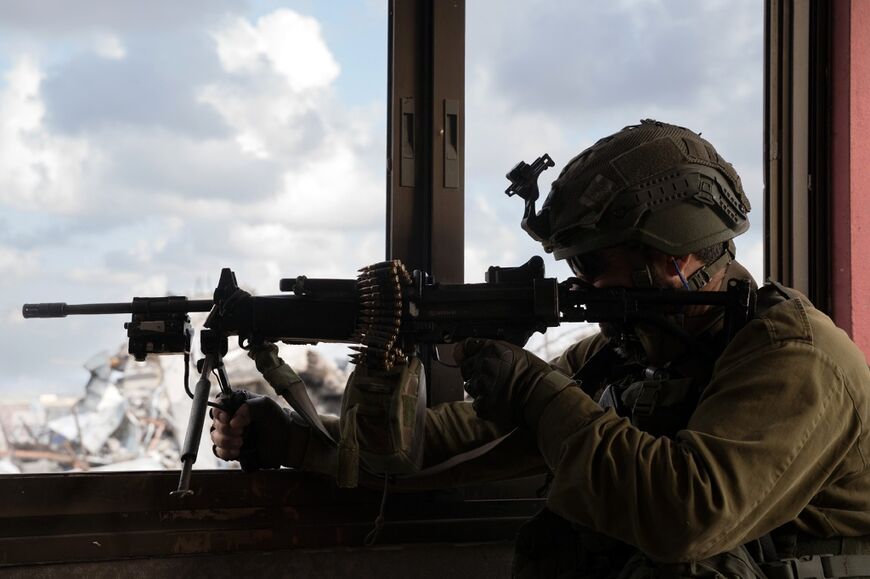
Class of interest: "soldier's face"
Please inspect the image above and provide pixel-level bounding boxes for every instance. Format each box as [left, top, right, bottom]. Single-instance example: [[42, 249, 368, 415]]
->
[[568, 245, 677, 289], [569, 246, 634, 287]]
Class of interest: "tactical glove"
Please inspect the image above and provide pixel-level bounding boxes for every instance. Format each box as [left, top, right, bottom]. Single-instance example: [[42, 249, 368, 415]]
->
[[211, 394, 311, 471], [454, 338, 573, 431], [242, 396, 311, 471]]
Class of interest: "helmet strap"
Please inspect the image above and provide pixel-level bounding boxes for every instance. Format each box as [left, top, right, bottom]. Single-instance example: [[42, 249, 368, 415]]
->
[[685, 240, 736, 291], [672, 258, 691, 290]]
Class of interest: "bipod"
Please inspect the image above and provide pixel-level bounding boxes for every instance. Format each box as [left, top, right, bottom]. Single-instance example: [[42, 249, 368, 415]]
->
[[171, 329, 229, 498]]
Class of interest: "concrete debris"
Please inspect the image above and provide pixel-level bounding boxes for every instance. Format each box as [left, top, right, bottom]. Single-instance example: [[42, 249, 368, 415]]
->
[[48, 383, 126, 455], [1, 342, 349, 474], [0, 459, 19, 474], [232, 346, 347, 416]]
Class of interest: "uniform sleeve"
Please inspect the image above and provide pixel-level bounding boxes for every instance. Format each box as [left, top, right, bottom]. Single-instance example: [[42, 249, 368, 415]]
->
[[422, 401, 507, 465], [410, 334, 609, 487], [535, 300, 866, 562], [413, 401, 546, 486], [548, 331, 608, 376]]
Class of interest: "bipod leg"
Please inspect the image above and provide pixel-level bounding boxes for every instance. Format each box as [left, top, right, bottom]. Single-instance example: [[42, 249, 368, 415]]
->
[[171, 351, 220, 497], [215, 364, 232, 398]]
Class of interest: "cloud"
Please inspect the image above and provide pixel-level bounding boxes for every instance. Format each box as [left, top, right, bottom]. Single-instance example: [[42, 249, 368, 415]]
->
[[213, 11, 340, 93], [463, 0, 765, 278], [0, 57, 97, 214], [0, 1, 244, 34], [0, 5, 388, 402], [736, 238, 765, 283], [200, 10, 359, 166], [67, 268, 170, 297], [465, 0, 762, 165], [227, 222, 381, 282], [42, 43, 229, 138], [93, 33, 126, 60], [465, 66, 567, 179], [0, 244, 39, 284], [470, 1, 762, 124], [97, 126, 282, 202], [0, 1, 766, 405], [199, 10, 384, 230]]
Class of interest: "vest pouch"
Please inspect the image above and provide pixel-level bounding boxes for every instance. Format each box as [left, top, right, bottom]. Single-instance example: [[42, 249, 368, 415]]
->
[[337, 357, 426, 488]]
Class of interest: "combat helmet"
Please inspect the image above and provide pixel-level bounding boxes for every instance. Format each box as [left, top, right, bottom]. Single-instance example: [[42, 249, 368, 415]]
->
[[513, 119, 750, 288]]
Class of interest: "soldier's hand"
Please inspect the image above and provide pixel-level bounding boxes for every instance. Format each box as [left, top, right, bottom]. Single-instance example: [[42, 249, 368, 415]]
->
[[453, 339, 554, 430], [210, 395, 310, 471]]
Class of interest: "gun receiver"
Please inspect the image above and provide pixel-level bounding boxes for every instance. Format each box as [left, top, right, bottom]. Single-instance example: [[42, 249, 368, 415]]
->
[[23, 257, 755, 358]]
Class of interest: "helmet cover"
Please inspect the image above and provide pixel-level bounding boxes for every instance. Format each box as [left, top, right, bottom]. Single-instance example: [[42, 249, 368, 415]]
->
[[539, 119, 751, 260]]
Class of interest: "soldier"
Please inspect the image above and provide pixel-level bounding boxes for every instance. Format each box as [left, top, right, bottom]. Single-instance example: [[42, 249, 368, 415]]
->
[[212, 120, 870, 578]]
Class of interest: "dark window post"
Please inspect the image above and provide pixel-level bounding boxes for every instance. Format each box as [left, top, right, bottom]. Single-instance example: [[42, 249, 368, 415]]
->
[[387, 0, 465, 404], [764, 0, 832, 310]]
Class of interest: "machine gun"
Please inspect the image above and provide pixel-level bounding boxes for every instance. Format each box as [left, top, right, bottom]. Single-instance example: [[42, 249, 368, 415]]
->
[[22, 255, 757, 495]]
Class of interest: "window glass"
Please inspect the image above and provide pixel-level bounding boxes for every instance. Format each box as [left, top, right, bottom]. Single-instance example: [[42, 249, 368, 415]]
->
[[0, 1, 386, 473], [1, 0, 765, 474], [465, 0, 764, 358]]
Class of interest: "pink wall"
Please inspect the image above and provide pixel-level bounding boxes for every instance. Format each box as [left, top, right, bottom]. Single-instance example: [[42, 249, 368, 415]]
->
[[832, 0, 870, 358], [852, 0, 870, 356]]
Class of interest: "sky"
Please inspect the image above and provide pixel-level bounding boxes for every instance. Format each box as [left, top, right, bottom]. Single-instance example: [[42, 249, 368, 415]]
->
[[0, 0, 764, 399]]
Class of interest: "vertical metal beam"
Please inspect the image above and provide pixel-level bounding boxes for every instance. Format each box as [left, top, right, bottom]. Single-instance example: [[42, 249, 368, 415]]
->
[[764, 0, 829, 307], [765, 0, 787, 285], [430, 3, 465, 286], [808, 0, 832, 313], [791, 0, 810, 293], [387, 0, 465, 403], [831, 0, 852, 335]]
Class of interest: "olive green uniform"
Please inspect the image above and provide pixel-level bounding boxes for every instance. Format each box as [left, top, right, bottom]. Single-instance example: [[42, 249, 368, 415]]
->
[[394, 263, 870, 574]]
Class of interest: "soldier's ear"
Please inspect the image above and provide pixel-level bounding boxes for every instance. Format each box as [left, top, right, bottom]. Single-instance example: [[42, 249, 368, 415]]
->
[[671, 255, 691, 275], [655, 253, 692, 289]]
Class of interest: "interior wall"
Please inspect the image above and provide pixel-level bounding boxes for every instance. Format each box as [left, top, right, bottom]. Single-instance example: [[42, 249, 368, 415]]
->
[[831, 0, 870, 357]]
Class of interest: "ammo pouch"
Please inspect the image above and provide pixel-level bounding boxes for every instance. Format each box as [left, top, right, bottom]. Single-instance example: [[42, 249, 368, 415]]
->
[[337, 358, 427, 488]]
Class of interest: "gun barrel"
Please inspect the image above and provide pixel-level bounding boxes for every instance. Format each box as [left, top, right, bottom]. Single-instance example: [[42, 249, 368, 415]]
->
[[22, 298, 214, 319]]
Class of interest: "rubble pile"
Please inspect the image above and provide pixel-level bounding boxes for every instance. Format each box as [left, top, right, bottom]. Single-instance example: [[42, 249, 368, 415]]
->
[[0, 344, 350, 474], [0, 349, 179, 473]]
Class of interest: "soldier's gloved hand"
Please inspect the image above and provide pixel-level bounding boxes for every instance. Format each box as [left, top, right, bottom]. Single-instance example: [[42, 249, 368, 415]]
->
[[210, 395, 310, 471], [454, 338, 558, 430]]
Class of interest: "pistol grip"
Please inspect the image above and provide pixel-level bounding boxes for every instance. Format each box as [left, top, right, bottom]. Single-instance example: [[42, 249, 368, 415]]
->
[[219, 390, 261, 473]]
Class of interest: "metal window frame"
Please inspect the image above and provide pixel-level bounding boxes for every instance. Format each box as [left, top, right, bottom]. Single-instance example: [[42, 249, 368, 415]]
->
[[387, 0, 466, 404], [764, 0, 833, 310]]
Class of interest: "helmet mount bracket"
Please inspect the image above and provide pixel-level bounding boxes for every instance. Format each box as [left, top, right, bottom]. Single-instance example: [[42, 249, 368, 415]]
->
[[505, 153, 555, 244]]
